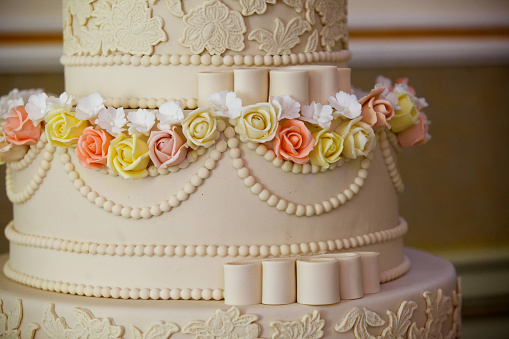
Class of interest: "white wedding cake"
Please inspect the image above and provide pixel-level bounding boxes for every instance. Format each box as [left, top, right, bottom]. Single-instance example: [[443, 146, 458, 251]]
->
[[0, 0, 460, 338]]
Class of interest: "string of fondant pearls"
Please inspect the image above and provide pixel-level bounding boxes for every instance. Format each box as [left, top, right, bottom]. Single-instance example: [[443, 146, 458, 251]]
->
[[223, 252, 381, 306], [378, 130, 405, 193], [198, 67, 351, 107]]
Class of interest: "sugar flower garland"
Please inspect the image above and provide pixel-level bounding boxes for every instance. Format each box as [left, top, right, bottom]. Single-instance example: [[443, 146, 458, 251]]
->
[[0, 77, 431, 177]]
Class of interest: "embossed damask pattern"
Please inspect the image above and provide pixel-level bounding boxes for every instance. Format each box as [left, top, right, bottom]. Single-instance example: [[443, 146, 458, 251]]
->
[[64, 0, 167, 56], [180, 0, 247, 55], [249, 17, 311, 55], [63, 0, 348, 56]]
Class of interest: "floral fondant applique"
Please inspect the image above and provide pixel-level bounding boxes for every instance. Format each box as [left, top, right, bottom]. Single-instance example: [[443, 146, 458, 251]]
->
[[0, 299, 39, 339], [180, 0, 247, 55], [249, 17, 311, 55], [271, 310, 325, 339], [182, 306, 260, 338]]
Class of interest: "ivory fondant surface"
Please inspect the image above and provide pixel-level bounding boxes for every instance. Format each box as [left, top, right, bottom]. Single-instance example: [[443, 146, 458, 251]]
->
[[0, 249, 461, 339], [6, 131, 404, 294], [63, 0, 350, 106]]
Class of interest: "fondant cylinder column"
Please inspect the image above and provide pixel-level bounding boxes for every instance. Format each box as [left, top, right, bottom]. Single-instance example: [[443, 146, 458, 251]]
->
[[224, 260, 262, 305], [292, 65, 338, 104], [234, 69, 269, 105], [269, 69, 309, 105], [357, 252, 381, 294], [198, 71, 234, 107], [296, 257, 340, 305], [337, 68, 351, 94], [262, 258, 296, 305], [319, 253, 363, 300]]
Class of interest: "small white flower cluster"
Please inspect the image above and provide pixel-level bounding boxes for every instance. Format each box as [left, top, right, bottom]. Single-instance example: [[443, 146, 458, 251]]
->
[[375, 75, 428, 111], [76, 93, 187, 136], [0, 89, 43, 121], [25, 92, 73, 125]]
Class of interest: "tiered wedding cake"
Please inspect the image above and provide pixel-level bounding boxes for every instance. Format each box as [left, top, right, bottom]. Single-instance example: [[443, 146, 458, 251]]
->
[[0, 0, 460, 338]]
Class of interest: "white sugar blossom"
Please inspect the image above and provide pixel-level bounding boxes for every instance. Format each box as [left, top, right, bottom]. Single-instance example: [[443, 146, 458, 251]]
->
[[48, 92, 73, 109], [25, 92, 50, 125], [127, 109, 156, 135], [329, 92, 362, 119], [208, 91, 242, 119], [376, 75, 393, 89], [97, 107, 127, 136], [75, 93, 106, 120], [301, 102, 333, 129], [157, 100, 184, 130], [272, 95, 300, 120]]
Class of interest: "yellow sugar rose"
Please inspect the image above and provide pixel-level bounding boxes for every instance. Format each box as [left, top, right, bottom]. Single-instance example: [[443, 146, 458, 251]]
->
[[236, 101, 281, 143], [182, 108, 218, 149], [336, 117, 375, 160], [107, 133, 150, 180], [44, 108, 89, 148], [309, 128, 344, 169], [390, 93, 420, 133]]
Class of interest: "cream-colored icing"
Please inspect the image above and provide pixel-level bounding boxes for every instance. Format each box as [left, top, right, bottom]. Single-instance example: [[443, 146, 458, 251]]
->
[[0, 250, 460, 338]]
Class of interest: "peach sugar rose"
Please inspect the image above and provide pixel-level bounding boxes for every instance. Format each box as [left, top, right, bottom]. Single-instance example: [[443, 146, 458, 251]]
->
[[75, 126, 113, 170], [148, 127, 188, 168], [273, 120, 314, 164], [397, 114, 429, 147], [359, 87, 394, 129], [2, 105, 41, 145]]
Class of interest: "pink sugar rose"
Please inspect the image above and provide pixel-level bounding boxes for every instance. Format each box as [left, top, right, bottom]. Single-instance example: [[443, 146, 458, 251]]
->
[[3, 106, 41, 145], [148, 127, 188, 168], [75, 126, 113, 170], [359, 87, 395, 129], [397, 114, 429, 147], [273, 120, 314, 165]]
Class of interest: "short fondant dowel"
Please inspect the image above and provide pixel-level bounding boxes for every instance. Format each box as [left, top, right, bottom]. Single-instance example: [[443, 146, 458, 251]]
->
[[293, 65, 338, 104], [337, 68, 352, 94], [269, 69, 309, 105], [234, 69, 269, 105], [357, 252, 381, 294], [224, 260, 262, 305], [198, 71, 234, 107], [297, 257, 340, 305], [321, 253, 363, 300], [262, 258, 296, 305]]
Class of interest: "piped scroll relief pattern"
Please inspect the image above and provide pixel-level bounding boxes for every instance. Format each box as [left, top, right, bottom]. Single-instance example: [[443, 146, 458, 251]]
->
[[270, 310, 324, 339], [180, 0, 247, 55], [64, 0, 167, 56], [182, 306, 260, 338], [249, 17, 311, 55], [131, 322, 180, 339], [42, 304, 124, 339], [335, 288, 460, 339], [0, 300, 39, 339], [0, 284, 461, 337]]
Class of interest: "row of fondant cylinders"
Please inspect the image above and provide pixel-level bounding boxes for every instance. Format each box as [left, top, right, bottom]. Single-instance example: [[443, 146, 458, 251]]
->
[[197, 66, 352, 107], [223, 252, 380, 306]]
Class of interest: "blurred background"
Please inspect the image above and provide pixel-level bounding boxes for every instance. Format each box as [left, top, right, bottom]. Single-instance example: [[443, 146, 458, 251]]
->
[[0, 0, 508, 337]]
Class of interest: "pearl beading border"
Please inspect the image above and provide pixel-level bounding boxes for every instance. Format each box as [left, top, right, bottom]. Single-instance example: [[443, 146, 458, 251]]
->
[[3, 260, 224, 301], [380, 255, 411, 283], [5, 142, 57, 204], [4, 218, 408, 258], [57, 122, 227, 220], [224, 126, 372, 217], [61, 50, 352, 68], [378, 130, 404, 193], [8, 134, 47, 172], [2, 254, 409, 300]]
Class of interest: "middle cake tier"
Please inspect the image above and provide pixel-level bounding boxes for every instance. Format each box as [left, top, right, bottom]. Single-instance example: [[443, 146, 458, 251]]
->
[[6, 127, 405, 300]]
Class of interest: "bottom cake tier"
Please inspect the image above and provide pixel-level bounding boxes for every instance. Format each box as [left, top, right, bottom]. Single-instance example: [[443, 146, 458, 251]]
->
[[0, 248, 460, 339]]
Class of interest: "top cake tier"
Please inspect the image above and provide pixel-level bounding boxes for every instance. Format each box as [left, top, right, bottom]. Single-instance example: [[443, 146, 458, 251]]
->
[[62, 0, 351, 108]]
